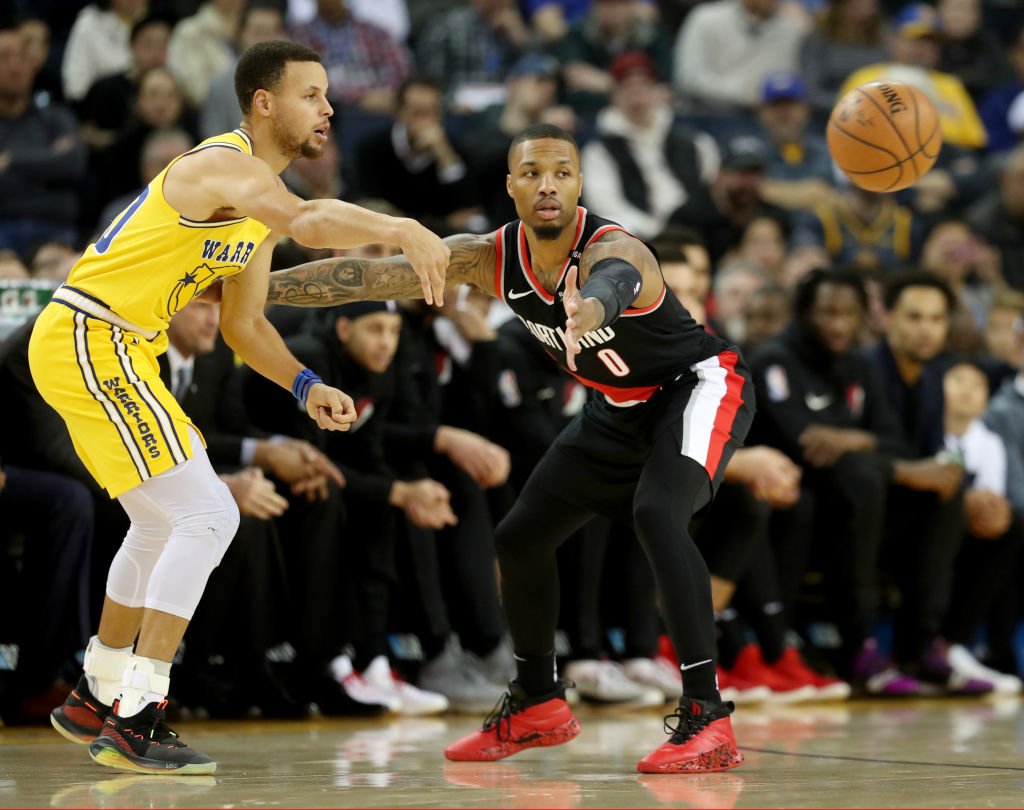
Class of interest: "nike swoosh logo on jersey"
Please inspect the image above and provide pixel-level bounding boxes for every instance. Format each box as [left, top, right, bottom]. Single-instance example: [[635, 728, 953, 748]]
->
[[805, 393, 832, 411], [679, 659, 712, 671], [508, 289, 534, 299]]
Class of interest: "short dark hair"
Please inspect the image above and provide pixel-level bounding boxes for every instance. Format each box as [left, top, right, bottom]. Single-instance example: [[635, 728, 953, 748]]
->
[[234, 40, 321, 116], [130, 14, 171, 43], [397, 75, 440, 107], [507, 123, 579, 169], [794, 267, 867, 319], [651, 225, 706, 262], [883, 270, 956, 313]]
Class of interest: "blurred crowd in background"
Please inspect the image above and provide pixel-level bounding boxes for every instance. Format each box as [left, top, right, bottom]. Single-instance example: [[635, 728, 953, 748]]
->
[[2, 0, 1024, 724]]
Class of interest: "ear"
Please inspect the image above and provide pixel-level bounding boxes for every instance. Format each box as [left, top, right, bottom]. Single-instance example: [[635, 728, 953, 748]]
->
[[506, 174, 513, 199], [335, 317, 351, 342], [252, 88, 272, 118]]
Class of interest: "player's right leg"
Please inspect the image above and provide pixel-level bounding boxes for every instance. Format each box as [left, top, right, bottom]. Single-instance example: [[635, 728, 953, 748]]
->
[[444, 451, 591, 761]]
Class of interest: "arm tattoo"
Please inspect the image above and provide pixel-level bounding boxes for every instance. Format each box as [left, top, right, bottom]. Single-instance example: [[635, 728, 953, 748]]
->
[[266, 233, 497, 307]]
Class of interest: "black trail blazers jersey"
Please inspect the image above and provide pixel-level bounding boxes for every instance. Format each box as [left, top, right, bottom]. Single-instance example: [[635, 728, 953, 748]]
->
[[493, 206, 731, 404]]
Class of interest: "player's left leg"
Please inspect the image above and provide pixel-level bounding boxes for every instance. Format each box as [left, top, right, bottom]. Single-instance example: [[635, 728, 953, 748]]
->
[[87, 428, 238, 775], [633, 351, 753, 774]]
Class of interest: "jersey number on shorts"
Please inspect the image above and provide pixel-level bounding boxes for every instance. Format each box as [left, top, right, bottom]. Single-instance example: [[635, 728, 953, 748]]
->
[[596, 348, 630, 377], [95, 187, 151, 255]]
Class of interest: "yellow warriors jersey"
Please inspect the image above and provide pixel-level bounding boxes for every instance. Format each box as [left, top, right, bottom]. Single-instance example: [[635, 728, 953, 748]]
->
[[28, 129, 271, 497], [66, 128, 272, 347]]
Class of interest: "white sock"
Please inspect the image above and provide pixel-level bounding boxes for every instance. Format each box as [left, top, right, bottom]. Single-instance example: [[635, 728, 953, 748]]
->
[[83, 636, 133, 707], [115, 655, 172, 717]]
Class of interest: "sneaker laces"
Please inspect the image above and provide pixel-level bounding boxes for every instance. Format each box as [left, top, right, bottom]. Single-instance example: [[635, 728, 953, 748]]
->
[[663, 704, 710, 745], [481, 692, 516, 742], [138, 701, 187, 748]]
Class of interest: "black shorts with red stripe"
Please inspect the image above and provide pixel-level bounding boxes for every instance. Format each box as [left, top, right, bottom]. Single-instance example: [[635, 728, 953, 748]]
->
[[528, 349, 755, 527]]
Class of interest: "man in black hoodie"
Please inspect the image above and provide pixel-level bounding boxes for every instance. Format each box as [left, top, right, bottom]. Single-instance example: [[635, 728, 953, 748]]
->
[[748, 268, 963, 694]]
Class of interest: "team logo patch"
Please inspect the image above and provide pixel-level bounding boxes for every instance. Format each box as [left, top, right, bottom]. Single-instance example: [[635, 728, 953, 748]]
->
[[846, 383, 865, 418], [765, 364, 789, 402], [497, 369, 521, 408]]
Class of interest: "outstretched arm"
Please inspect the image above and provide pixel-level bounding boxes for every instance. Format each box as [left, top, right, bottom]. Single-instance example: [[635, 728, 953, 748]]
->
[[267, 232, 498, 307]]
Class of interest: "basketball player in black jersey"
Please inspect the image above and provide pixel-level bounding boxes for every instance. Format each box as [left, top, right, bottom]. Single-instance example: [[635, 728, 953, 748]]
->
[[266, 123, 753, 773]]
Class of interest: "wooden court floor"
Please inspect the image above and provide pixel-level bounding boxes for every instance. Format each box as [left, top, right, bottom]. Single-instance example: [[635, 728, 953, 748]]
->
[[3, 697, 1023, 808]]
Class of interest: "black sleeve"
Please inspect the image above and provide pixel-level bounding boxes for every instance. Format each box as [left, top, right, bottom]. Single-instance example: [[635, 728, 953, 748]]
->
[[857, 356, 912, 458], [747, 345, 813, 462]]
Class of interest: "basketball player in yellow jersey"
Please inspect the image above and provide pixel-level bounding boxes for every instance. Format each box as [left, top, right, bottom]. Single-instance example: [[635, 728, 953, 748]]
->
[[34, 40, 450, 775]]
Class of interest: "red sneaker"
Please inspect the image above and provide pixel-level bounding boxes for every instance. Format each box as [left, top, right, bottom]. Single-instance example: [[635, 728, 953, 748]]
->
[[717, 665, 771, 705], [773, 647, 851, 700], [50, 675, 110, 744], [637, 697, 744, 773], [444, 681, 580, 762], [730, 644, 816, 703]]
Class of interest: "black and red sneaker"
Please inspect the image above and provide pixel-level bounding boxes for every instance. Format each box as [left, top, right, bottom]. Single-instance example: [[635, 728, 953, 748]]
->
[[50, 675, 110, 744], [88, 700, 216, 774], [444, 680, 581, 762], [637, 697, 744, 773]]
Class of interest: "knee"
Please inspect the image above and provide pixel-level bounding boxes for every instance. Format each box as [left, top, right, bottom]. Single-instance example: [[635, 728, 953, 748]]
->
[[169, 480, 240, 566], [830, 453, 888, 503]]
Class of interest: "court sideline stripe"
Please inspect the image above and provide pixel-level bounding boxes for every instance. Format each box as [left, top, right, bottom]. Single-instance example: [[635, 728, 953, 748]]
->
[[742, 746, 1024, 772]]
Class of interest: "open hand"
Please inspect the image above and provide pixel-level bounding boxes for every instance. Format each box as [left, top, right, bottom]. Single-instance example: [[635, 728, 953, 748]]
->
[[401, 220, 450, 306], [562, 265, 598, 372]]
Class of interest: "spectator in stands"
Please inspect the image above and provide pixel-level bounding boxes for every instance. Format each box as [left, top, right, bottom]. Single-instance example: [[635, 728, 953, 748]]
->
[[92, 66, 196, 214], [558, 0, 672, 116], [0, 30, 87, 256], [468, 53, 574, 228], [670, 134, 790, 265], [17, 15, 61, 105], [415, 0, 532, 110], [200, 3, 283, 139], [351, 78, 485, 234], [580, 52, 717, 240], [707, 260, 769, 343], [791, 181, 924, 273], [800, 0, 889, 121], [936, 0, 1009, 103], [654, 235, 712, 325], [167, 0, 245, 107], [291, 0, 411, 114], [748, 269, 967, 694], [61, 0, 146, 104], [981, 289, 1024, 389], [79, 15, 171, 151], [839, 3, 987, 151], [673, 0, 803, 112], [733, 216, 787, 280], [978, 22, 1024, 154], [0, 250, 29, 280], [940, 358, 1024, 694], [966, 143, 1024, 291], [866, 273, 999, 694], [0, 459, 94, 725], [919, 217, 1003, 339], [742, 284, 791, 350], [754, 71, 837, 213], [27, 240, 79, 282], [242, 300, 502, 714], [97, 127, 194, 234]]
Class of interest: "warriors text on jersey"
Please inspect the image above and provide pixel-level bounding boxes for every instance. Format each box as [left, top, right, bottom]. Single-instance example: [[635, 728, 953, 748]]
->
[[493, 206, 730, 404], [28, 129, 270, 497], [62, 128, 271, 345]]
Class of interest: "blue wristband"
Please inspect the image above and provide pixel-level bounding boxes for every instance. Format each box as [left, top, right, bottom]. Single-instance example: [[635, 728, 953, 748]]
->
[[291, 368, 323, 409]]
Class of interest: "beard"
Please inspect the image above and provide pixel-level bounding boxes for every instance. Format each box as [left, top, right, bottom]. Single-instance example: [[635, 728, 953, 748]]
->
[[272, 116, 323, 160], [533, 223, 564, 241]]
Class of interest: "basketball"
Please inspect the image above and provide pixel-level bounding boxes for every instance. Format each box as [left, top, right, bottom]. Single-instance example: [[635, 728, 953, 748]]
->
[[827, 79, 942, 193]]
